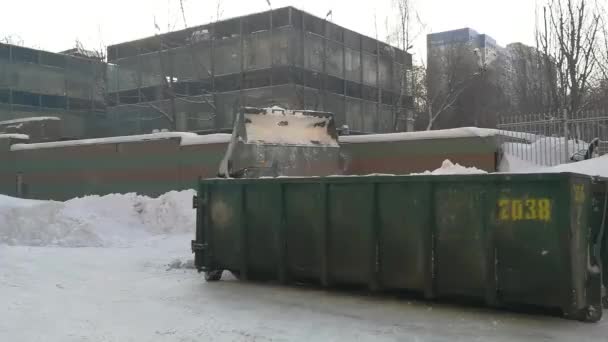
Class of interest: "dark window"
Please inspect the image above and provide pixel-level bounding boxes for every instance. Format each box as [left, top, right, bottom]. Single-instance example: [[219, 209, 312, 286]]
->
[[117, 43, 139, 60], [304, 13, 324, 36], [325, 22, 344, 43], [69, 97, 92, 110], [0, 89, 9, 104], [118, 90, 139, 105], [41, 94, 66, 109], [271, 66, 290, 85], [215, 18, 241, 38], [0, 44, 9, 60], [107, 46, 118, 61], [67, 57, 93, 74], [173, 82, 189, 97], [214, 73, 240, 92], [12, 46, 38, 64], [325, 75, 344, 95], [303, 69, 321, 89], [140, 86, 159, 102], [290, 8, 303, 29], [244, 13, 268, 34], [381, 91, 393, 105], [344, 30, 360, 50], [12, 91, 39, 106], [272, 7, 290, 28], [243, 69, 271, 89], [290, 67, 305, 86], [345, 81, 361, 98], [379, 43, 394, 58], [361, 85, 378, 102], [361, 36, 377, 54], [188, 80, 213, 95], [105, 93, 119, 107], [93, 100, 106, 111], [40, 51, 66, 68]]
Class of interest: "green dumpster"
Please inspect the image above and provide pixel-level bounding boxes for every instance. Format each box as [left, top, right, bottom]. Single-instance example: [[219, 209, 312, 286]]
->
[[192, 173, 607, 322]]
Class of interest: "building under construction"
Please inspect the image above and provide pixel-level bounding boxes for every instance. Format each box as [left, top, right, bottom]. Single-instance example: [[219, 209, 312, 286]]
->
[[0, 43, 107, 139], [106, 6, 413, 135], [0, 7, 413, 140]]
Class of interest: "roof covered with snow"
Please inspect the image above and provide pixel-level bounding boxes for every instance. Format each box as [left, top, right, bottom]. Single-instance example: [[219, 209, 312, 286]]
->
[[11, 132, 231, 151], [339, 127, 499, 144], [0, 116, 61, 125]]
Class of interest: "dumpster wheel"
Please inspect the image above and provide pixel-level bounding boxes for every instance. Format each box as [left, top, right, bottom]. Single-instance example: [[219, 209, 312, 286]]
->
[[204, 270, 223, 282], [577, 305, 602, 323]]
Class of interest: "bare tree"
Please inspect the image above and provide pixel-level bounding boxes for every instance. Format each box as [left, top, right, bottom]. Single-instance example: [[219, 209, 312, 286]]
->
[[419, 41, 487, 130], [387, 0, 424, 132], [537, 0, 602, 116], [0, 34, 25, 46]]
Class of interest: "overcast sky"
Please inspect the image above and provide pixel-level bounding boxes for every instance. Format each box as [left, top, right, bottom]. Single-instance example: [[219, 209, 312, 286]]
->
[[1, 0, 538, 62]]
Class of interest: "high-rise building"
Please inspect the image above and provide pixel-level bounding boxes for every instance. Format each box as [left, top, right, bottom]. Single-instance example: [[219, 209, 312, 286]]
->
[[426, 28, 554, 129]]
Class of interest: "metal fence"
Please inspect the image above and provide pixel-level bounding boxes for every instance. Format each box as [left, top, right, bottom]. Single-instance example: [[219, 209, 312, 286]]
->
[[497, 111, 608, 167]]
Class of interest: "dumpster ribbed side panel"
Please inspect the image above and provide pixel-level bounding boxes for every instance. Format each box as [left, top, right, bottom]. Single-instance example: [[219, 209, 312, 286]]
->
[[494, 179, 566, 308], [245, 184, 282, 279], [377, 181, 432, 292], [434, 183, 488, 299], [284, 183, 324, 281], [208, 184, 244, 272], [327, 183, 375, 285]]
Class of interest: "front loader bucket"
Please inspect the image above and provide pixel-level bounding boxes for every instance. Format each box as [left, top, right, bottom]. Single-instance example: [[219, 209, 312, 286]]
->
[[218, 107, 341, 178]]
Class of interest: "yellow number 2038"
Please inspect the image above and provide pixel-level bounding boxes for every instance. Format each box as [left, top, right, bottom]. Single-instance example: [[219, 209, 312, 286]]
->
[[498, 198, 551, 222]]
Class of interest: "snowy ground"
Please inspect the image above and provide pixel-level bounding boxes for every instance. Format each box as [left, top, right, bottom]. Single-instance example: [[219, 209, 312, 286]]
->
[[3, 235, 608, 342], [3, 159, 608, 341]]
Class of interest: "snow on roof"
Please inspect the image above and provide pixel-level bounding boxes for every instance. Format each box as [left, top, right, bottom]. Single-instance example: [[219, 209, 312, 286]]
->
[[179, 133, 231, 146], [339, 127, 499, 144], [0, 116, 61, 125], [0, 134, 29, 140], [11, 132, 231, 151]]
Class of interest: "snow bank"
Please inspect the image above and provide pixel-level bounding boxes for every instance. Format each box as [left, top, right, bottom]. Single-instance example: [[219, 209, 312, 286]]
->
[[498, 153, 542, 173], [0, 190, 195, 247], [414, 159, 488, 175], [540, 154, 608, 177], [339, 127, 498, 144]]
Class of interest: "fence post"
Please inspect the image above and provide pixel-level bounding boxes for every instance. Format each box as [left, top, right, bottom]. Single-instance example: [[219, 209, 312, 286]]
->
[[563, 108, 569, 163]]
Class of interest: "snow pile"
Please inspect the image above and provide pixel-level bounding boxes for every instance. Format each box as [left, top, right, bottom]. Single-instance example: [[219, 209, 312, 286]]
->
[[414, 159, 488, 175], [498, 153, 542, 173], [0, 190, 195, 247], [502, 136, 588, 167], [541, 154, 608, 177]]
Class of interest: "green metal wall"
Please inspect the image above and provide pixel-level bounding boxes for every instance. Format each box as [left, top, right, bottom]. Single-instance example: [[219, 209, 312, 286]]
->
[[194, 173, 606, 321]]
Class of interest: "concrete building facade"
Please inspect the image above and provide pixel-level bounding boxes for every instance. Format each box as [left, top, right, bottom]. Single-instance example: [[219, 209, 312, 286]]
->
[[106, 6, 414, 135]]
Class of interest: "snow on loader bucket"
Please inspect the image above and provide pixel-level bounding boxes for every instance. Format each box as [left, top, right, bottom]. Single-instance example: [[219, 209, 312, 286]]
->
[[218, 107, 341, 178]]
